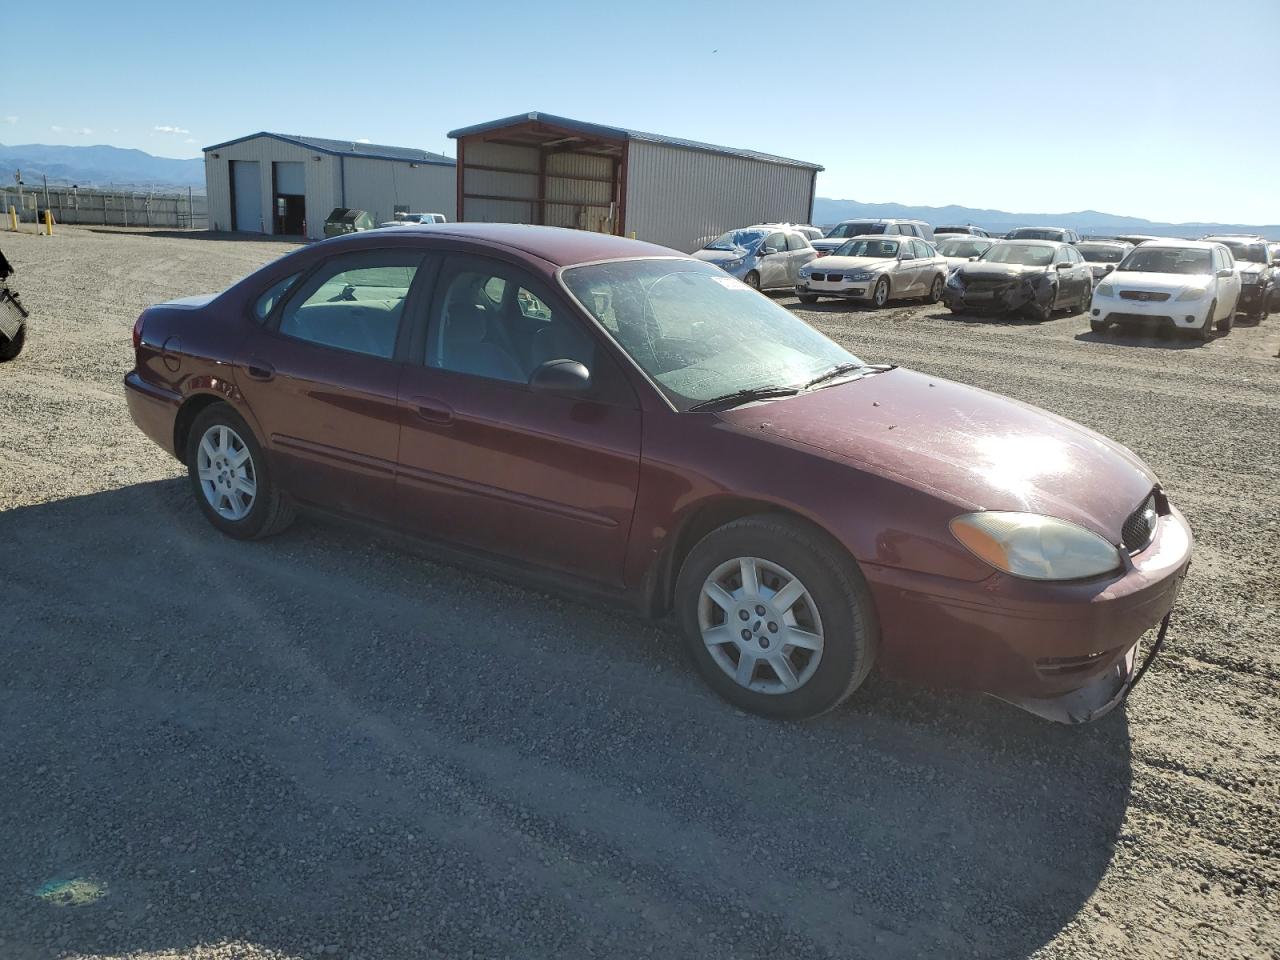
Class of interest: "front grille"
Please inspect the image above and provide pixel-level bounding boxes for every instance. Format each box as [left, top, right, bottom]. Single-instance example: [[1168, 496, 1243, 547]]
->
[[1104, 312, 1174, 323], [810, 273, 827, 282], [1119, 290, 1170, 302], [1122, 492, 1158, 553], [965, 279, 1014, 293]]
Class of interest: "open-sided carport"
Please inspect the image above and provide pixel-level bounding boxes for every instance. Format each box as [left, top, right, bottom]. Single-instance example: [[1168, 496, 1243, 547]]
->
[[449, 112, 823, 253]]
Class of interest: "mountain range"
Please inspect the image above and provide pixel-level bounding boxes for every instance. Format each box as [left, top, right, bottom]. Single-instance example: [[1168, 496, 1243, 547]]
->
[[811, 198, 1279, 241], [0, 143, 204, 191]]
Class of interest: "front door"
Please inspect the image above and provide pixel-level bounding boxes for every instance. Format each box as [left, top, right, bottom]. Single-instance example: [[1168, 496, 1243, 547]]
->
[[234, 248, 427, 522], [395, 254, 642, 585]]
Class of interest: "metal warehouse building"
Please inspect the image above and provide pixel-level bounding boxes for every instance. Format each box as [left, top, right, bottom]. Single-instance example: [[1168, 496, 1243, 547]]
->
[[203, 132, 456, 240], [449, 112, 823, 253]]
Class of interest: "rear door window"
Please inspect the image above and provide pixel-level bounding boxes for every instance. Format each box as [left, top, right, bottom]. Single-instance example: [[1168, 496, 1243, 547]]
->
[[786, 233, 808, 251]]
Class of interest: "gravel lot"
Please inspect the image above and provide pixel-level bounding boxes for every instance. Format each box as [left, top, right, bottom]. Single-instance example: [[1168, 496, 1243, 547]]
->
[[1, 226, 1277, 960]]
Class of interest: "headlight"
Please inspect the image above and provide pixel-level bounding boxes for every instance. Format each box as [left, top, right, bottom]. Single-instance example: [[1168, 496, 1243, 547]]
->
[[722, 258, 745, 270], [946, 272, 964, 288], [949, 512, 1122, 581], [1095, 281, 1115, 296], [1176, 286, 1208, 301], [845, 271, 875, 282]]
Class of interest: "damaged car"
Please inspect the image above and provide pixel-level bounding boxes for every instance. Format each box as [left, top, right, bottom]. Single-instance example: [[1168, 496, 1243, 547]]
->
[[944, 240, 1094, 320]]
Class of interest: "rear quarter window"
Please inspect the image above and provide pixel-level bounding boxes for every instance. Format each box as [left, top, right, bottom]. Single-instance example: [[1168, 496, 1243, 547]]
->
[[253, 273, 300, 321]]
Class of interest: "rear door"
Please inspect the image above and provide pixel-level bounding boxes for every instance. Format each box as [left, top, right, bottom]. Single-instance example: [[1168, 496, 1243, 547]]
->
[[234, 248, 427, 522], [785, 231, 813, 284], [758, 232, 788, 289], [394, 253, 642, 584]]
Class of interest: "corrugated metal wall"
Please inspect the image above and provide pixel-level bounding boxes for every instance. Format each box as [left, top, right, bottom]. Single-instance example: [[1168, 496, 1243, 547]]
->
[[462, 141, 538, 224], [460, 140, 618, 233], [624, 141, 816, 253], [545, 152, 615, 233], [204, 136, 340, 239], [341, 157, 456, 227]]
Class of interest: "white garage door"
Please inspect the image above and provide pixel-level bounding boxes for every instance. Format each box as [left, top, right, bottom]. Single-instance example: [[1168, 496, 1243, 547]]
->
[[274, 161, 305, 195], [232, 161, 262, 232]]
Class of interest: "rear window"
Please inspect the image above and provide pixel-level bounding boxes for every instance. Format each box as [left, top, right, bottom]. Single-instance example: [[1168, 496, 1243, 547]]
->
[[1007, 228, 1064, 241], [827, 222, 885, 239]]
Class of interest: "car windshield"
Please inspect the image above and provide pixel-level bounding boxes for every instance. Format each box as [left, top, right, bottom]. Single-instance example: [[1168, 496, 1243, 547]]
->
[[827, 222, 885, 239], [704, 230, 766, 252], [1216, 241, 1268, 264], [832, 238, 900, 259], [938, 239, 990, 258], [1077, 243, 1128, 263], [980, 243, 1055, 266], [562, 258, 863, 411], [1117, 247, 1213, 275], [1007, 228, 1064, 241]]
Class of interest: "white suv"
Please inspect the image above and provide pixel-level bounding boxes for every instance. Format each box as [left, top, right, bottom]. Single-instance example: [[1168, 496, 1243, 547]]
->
[[1089, 239, 1241, 340]]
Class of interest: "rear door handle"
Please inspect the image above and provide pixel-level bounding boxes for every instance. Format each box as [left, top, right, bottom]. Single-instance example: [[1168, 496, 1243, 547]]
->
[[245, 359, 275, 381], [411, 396, 454, 425]]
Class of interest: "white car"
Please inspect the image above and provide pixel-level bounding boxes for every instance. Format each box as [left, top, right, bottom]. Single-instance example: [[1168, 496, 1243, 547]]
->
[[378, 212, 447, 228], [935, 236, 995, 274], [796, 235, 948, 307], [1089, 239, 1241, 340]]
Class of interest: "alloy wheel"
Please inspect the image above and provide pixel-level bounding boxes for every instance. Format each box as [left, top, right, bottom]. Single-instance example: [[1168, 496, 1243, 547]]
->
[[196, 424, 257, 521], [874, 277, 889, 307], [697, 556, 824, 694]]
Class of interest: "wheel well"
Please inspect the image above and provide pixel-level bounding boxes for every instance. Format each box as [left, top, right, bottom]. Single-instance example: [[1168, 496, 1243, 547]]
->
[[649, 499, 841, 617], [172, 393, 225, 460]]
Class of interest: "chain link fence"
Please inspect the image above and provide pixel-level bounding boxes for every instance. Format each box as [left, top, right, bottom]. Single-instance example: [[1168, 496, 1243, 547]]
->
[[0, 186, 207, 229]]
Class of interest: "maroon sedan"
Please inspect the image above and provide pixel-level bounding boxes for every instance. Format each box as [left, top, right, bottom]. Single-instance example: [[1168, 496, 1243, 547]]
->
[[125, 224, 1192, 723]]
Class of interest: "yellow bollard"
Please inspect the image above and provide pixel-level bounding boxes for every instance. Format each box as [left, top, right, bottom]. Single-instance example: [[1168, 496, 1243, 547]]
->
[[44, 210, 54, 236], [7, 206, 15, 231]]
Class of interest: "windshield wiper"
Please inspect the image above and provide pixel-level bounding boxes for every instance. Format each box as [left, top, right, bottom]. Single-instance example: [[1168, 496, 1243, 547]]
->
[[688, 385, 800, 412], [803, 362, 896, 391]]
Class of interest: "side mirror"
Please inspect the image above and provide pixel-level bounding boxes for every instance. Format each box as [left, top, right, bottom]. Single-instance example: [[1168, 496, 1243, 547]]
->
[[1055, 261, 1071, 270], [1104, 264, 1116, 274], [1216, 268, 1233, 278], [529, 359, 591, 395], [527, 358, 591, 396], [967, 255, 978, 261]]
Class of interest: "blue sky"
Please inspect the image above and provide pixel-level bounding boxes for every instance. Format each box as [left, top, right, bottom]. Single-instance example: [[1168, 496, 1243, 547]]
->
[[3, 0, 1277, 223]]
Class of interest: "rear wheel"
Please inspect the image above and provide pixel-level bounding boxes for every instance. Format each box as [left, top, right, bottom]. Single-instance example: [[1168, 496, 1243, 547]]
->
[[185, 402, 295, 540], [1078, 281, 1093, 314], [871, 276, 890, 308], [798, 293, 819, 304], [744, 271, 761, 291], [927, 275, 944, 304], [0, 323, 25, 362], [675, 515, 878, 720]]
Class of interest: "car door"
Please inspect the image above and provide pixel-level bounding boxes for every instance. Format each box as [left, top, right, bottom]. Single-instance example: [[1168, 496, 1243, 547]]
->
[[234, 248, 427, 523], [758, 232, 788, 289], [1218, 246, 1242, 315], [895, 239, 922, 295], [394, 253, 642, 585], [785, 232, 814, 284]]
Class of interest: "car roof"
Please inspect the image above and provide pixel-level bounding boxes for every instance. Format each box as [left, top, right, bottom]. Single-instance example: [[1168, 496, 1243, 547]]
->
[[1139, 238, 1220, 250], [837, 217, 922, 224], [1077, 238, 1131, 245], [344, 222, 680, 266], [1000, 238, 1067, 248]]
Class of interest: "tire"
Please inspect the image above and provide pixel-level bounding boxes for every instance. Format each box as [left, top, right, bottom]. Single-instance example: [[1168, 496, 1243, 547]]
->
[[675, 514, 878, 720], [1217, 310, 1234, 333], [185, 402, 295, 540], [927, 275, 944, 304], [1078, 282, 1093, 315], [798, 293, 819, 304], [1197, 303, 1215, 341], [0, 324, 25, 362], [871, 276, 890, 308], [744, 271, 761, 291], [1090, 317, 1110, 335]]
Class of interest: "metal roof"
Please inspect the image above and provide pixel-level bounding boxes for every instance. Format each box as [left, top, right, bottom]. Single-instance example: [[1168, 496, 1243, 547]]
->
[[202, 132, 455, 166], [447, 112, 823, 171]]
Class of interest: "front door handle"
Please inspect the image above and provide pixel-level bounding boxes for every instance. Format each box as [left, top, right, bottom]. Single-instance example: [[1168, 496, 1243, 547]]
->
[[245, 359, 275, 381], [411, 396, 454, 425]]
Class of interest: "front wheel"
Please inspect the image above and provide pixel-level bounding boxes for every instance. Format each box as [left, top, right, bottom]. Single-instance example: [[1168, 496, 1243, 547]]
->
[[1197, 302, 1216, 341], [927, 275, 944, 304], [871, 276, 890, 308], [797, 293, 819, 304], [1217, 308, 1234, 332], [675, 515, 878, 720], [186, 402, 295, 540], [0, 324, 25, 362], [743, 271, 761, 291], [1090, 317, 1110, 335]]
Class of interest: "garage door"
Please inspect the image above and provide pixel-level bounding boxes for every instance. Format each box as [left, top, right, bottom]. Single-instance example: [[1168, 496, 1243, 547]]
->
[[232, 160, 262, 232], [274, 161, 305, 195]]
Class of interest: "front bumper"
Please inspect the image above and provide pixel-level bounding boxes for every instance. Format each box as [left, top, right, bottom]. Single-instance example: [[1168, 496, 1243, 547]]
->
[[1092, 294, 1207, 328], [796, 279, 871, 300], [863, 504, 1193, 722], [942, 280, 1041, 314], [1238, 284, 1268, 312]]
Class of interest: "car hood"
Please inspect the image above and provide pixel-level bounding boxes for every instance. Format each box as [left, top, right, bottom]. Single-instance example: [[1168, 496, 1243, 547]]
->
[[810, 238, 849, 251], [693, 249, 751, 265], [720, 367, 1156, 539], [1106, 271, 1210, 293], [807, 255, 893, 272], [956, 262, 1049, 281]]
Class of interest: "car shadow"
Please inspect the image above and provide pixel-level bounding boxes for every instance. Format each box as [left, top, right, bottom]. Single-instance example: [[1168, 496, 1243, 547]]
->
[[1, 479, 1133, 960], [1074, 323, 1217, 349], [81, 228, 308, 244]]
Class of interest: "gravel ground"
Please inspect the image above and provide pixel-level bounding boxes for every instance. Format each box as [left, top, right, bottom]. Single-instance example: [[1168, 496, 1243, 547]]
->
[[0, 226, 1277, 960]]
